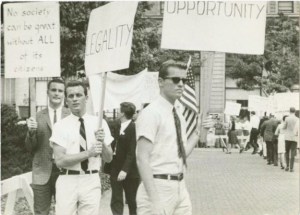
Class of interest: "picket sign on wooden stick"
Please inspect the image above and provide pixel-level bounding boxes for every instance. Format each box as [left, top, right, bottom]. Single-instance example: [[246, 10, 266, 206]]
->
[[29, 78, 36, 119], [97, 72, 108, 128], [200, 51, 215, 143]]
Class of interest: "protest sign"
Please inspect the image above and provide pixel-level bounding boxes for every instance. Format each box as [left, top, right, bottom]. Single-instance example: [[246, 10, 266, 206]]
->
[[161, 1, 267, 54], [275, 93, 299, 113], [85, 2, 138, 76], [248, 95, 269, 112], [142, 72, 159, 103], [4, 2, 60, 78], [224, 101, 241, 116], [89, 69, 154, 113]]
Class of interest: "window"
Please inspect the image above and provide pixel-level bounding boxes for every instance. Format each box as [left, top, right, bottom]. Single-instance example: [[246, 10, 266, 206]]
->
[[160, 2, 165, 14], [278, 1, 294, 13]]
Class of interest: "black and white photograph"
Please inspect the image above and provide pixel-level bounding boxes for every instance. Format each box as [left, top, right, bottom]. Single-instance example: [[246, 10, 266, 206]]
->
[[1, 1, 299, 215]]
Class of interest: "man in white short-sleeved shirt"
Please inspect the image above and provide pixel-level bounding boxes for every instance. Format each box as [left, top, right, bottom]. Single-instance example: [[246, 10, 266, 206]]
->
[[136, 60, 212, 215], [50, 81, 113, 215]]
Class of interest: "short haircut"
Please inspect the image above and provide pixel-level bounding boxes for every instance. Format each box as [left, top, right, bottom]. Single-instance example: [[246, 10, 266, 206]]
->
[[65, 81, 87, 97], [283, 115, 288, 121], [120, 102, 136, 119], [47, 79, 65, 90], [159, 60, 187, 78], [290, 107, 296, 113], [251, 111, 255, 115]]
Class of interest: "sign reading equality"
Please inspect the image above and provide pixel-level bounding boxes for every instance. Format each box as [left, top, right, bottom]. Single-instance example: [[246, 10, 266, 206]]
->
[[161, 1, 267, 55], [4, 2, 60, 78], [85, 2, 138, 76]]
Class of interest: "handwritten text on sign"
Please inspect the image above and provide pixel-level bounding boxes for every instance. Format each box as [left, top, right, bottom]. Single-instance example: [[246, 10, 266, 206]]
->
[[4, 2, 60, 78], [85, 2, 138, 76], [161, 1, 267, 55]]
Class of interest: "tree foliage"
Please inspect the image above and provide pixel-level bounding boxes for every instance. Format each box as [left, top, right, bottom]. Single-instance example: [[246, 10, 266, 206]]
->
[[227, 14, 299, 94]]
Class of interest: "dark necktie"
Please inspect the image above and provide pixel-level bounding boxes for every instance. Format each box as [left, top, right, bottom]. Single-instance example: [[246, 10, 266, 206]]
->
[[79, 118, 88, 171], [173, 108, 187, 166], [54, 110, 57, 124]]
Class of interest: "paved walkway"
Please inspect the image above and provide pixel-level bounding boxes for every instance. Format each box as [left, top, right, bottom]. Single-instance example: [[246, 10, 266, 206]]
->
[[100, 148, 299, 215]]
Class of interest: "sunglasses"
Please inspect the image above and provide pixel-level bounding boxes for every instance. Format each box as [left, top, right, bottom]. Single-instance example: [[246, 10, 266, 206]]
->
[[163, 77, 188, 84]]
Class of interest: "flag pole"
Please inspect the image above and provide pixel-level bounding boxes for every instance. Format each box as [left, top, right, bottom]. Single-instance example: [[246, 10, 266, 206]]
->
[[200, 51, 215, 143], [29, 78, 36, 119]]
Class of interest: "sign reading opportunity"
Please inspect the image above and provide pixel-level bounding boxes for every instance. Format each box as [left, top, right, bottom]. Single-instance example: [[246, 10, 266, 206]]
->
[[161, 1, 267, 55], [4, 2, 60, 78]]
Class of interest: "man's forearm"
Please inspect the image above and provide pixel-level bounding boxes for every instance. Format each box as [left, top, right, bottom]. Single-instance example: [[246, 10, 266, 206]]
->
[[186, 131, 200, 157], [55, 151, 90, 169], [102, 143, 113, 163], [25, 131, 37, 151], [137, 158, 160, 203]]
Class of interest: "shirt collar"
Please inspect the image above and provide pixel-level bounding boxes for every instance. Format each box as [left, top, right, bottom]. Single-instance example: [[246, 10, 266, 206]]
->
[[120, 119, 131, 133], [48, 105, 62, 114], [157, 95, 175, 112], [70, 112, 88, 122]]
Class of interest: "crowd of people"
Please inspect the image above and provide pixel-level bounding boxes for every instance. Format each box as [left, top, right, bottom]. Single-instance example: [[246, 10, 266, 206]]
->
[[212, 109, 299, 173], [25, 60, 214, 215]]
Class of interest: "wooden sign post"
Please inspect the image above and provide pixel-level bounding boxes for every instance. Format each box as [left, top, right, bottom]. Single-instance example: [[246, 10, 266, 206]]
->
[[98, 72, 108, 128], [29, 78, 36, 119]]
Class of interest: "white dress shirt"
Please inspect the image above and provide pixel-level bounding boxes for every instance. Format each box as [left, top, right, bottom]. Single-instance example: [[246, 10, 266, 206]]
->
[[136, 95, 187, 175], [120, 120, 131, 135], [250, 115, 260, 129], [48, 105, 62, 127], [50, 113, 114, 171]]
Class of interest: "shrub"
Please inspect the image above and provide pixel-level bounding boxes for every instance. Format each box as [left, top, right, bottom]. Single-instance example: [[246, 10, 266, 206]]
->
[[1, 104, 33, 180]]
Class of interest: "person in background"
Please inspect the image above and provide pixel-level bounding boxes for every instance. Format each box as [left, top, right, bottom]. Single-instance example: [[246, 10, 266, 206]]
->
[[214, 117, 227, 152], [248, 111, 260, 154], [109, 102, 140, 215], [25, 79, 69, 215], [260, 114, 279, 166], [227, 116, 239, 154], [283, 107, 299, 172], [275, 115, 288, 170], [258, 112, 269, 159], [241, 116, 252, 151], [235, 117, 244, 153]]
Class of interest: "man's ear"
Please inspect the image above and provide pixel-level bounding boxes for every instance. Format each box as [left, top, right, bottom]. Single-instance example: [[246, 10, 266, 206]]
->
[[158, 77, 164, 88]]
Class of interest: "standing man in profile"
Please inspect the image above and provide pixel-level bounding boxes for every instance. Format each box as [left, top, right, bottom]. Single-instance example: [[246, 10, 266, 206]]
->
[[260, 114, 279, 166], [50, 81, 114, 215], [248, 111, 260, 154], [283, 107, 299, 172], [136, 60, 212, 215], [25, 79, 69, 215], [108, 102, 140, 215]]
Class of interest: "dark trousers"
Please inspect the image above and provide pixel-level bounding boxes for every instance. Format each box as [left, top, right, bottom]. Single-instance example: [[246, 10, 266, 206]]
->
[[249, 128, 259, 151], [266, 141, 273, 163], [285, 140, 297, 170], [31, 164, 60, 215], [272, 139, 278, 165], [110, 177, 140, 215]]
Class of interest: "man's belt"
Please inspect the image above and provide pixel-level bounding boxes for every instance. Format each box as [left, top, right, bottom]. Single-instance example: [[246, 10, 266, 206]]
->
[[60, 169, 99, 175], [153, 173, 184, 181]]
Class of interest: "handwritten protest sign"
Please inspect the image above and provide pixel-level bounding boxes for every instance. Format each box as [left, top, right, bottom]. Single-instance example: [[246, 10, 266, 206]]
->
[[161, 1, 267, 54], [224, 101, 241, 116], [85, 2, 138, 76], [248, 95, 269, 112], [4, 2, 60, 78]]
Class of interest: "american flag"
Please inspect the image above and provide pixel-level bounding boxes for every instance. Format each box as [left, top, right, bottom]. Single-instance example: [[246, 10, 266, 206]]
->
[[178, 56, 198, 138]]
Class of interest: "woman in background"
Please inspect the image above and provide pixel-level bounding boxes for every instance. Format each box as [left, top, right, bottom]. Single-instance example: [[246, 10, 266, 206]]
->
[[227, 116, 240, 154], [275, 115, 288, 169]]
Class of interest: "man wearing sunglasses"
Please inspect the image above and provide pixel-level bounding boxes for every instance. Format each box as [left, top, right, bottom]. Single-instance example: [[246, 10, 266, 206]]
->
[[136, 60, 211, 215]]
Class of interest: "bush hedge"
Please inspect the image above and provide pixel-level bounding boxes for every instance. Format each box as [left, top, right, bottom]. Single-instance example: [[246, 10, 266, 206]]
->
[[1, 104, 33, 180]]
